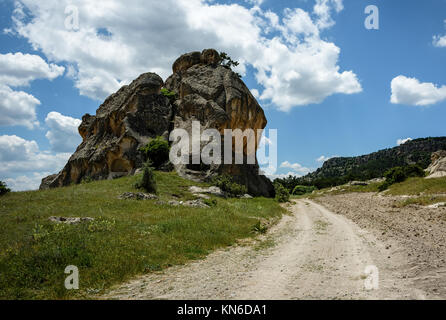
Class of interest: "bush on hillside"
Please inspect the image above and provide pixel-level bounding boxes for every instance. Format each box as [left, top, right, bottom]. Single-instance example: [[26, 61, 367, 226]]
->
[[0, 181, 11, 196], [292, 185, 317, 196], [212, 174, 248, 197], [135, 162, 157, 194], [139, 137, 170, 168], [274, 183, 290, 203], [379, 164, 425, 191]]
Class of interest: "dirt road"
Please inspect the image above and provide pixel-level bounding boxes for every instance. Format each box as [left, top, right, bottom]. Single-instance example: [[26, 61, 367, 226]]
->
[[103, 200, 426, 300]]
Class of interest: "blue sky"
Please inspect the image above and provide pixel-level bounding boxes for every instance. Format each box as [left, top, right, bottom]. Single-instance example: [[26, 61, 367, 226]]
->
[[1, 0, 446, 190]]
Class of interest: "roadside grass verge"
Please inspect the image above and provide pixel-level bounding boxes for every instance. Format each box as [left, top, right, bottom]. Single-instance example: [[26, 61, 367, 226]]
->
[[386, 177, 446, 196], [0, 172, 284, 299], [296, 182, 381, 199], [392, 195, 446, 208]]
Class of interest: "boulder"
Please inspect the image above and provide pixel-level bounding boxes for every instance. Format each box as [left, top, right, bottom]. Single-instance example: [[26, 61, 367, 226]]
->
[[166, 49, 274, 197], [40, 49, 274, 197], [49, 216, 94, 224], [41, 73, 172, 189], [425, 150, 446, 179]]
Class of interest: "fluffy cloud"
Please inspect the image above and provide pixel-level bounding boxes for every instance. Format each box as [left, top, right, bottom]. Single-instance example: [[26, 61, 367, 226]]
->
[[390, 75, 446, 106], [316, 155, 337, 163], [397, 138, 412, 146], [0, 52, 64, 128], [0, 52, 64, 87], [0, 85, 40, 128], [280, 161, 312, 175], [433, 35, 446, 47], [0, 135, 70, 191], [45, 112, 82, 152], [4, 172, 52, 192], [433, 20, 446, 47], [11, 0, 361, 110]]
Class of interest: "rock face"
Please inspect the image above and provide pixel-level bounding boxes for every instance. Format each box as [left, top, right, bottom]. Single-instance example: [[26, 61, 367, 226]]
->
[[41, 72, 172, 189], [165, 49, 274, 197], [40, 49, 274, 197], [426, 150, 446, 179]]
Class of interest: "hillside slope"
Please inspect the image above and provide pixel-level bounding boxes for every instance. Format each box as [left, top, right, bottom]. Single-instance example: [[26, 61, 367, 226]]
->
[[0, 172, 283, 299], [296, 137, 446, 188]]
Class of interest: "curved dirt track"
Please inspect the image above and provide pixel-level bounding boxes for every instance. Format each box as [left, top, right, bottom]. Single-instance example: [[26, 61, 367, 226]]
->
[[103, 200, 426, 300]]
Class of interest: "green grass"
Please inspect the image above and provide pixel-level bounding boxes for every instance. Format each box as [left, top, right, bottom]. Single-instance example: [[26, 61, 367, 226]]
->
[[0, 172, 284, 300], [386, 176, 446, 196], [393, 195, 446, 208]]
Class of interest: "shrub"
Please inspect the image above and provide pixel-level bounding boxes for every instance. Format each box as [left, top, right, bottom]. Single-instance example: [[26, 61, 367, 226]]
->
[[139, 137, 170, 168], [379, 164, 426, 191], [219, 52, 242, 78], [212, 174, 248, 197], [292, 185, 317, 196], [160, 88, 176, 103], [0, 181, 11, 196], [135, 162, 157, 194], [274, 183, 290, 203]]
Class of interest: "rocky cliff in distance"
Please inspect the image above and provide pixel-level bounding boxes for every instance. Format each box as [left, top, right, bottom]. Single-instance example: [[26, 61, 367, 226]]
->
[[426, 150, 446, 179], [40, 49, 275, 197], [295, 137, 446, 186]]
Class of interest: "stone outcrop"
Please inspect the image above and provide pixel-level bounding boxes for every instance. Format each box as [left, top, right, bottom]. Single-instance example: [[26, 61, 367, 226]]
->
[[40, 49, 274, 197], [165, 49, 273, 197], [42, 73, 172, 188], [426, 150, 446, 179]]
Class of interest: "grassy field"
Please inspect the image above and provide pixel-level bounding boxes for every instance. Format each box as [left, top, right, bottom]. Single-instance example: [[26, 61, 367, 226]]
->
[[304, 177, 446, 207], [386, 176, 446, 196], [0, 172, 285, 300]]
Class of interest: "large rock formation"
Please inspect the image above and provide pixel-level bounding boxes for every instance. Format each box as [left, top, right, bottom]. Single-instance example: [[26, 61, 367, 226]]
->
[[426, 150, 446, 179], [40, 49, 274, 197]]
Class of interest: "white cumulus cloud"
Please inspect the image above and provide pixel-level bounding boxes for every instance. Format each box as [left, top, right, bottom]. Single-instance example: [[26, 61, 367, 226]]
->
[[316, 155, 337, 163], [0, 52, 64, 87], [0, 52, 65, 128], [0, 135, 70, 191], [10, 0, 361, 111], [433, 19, 446, 48], [0, 85, 40, 129], [45, 112, 82, 153], [397, 138, 412, 146], [390, 75, 446, 106], [280, 160, 312, 175]]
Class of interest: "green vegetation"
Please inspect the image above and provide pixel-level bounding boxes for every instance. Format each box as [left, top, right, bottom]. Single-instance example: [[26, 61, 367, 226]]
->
[[393, 195, 446, 208], [219, 52, 241, 78], [0, 181, 11, 196], [135, 162, 157, 193], [211, 174, 248, 197], [276, 137, 446, 190], [378, 164, 426, 191], [274, 183, 290, 203], [386, 176, 446, 196], [139, 137, 170, 168], [292, 185, 317, 196], [160, 88, 176, 103], [0, 171, 284, 299]]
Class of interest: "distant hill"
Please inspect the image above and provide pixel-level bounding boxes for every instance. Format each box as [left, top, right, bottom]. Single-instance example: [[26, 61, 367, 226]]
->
[[276, 137, 446, 190]]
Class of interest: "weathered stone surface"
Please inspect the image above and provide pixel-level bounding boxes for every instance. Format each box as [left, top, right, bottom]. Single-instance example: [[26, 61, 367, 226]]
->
[[49, 216, 94, 224], [39, 174, 58, 190], [426, 150, 446, 179], [189, 186, 226, 197], [40, 49, 274, 197], [166, 49, 274, 197], [118, 192, 158, 200], [41, 73, 173, 189], [167, 199, 210, 208]]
